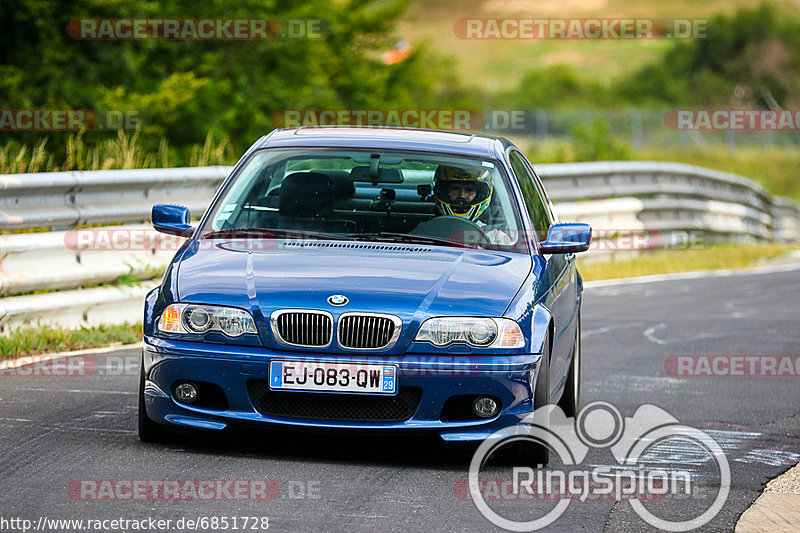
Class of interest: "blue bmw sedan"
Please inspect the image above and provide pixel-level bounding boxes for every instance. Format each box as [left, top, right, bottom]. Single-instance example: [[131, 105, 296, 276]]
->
[[140, 127, 590, 460]]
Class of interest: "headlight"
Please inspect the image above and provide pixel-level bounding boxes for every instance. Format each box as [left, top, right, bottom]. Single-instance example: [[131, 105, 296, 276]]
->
[[415, 317, 525, 348], [158, 303, 257, 337]]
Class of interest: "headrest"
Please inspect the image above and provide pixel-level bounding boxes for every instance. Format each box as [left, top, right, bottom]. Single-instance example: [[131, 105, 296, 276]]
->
[[279, 172, 334, 218], [320, 170, 355, 199]]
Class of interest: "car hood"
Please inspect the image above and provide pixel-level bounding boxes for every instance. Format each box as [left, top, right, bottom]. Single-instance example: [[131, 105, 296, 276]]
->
[[177, 240, 531, 344]]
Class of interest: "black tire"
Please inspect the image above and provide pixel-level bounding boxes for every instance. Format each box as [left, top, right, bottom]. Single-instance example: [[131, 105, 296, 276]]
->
[[498, 331, 551, 467], [138, 364, 169, 443], [558, 311, 581, 418]]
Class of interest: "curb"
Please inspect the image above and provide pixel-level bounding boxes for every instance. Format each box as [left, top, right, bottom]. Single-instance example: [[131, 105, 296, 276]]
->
[[736, 462, 800, 532]]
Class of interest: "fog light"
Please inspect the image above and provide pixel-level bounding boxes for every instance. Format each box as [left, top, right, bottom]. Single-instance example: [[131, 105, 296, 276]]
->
[[174, 382, 199, 404], [472, 396, 499, 418]]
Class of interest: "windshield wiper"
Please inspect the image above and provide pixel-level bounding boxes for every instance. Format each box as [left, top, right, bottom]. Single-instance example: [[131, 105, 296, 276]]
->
[[202, 228, 355, 241], [347, 232, 477, 249]]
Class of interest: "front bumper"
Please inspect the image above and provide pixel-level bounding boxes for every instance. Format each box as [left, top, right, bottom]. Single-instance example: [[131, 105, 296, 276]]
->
[[142, 336, 543, 442]]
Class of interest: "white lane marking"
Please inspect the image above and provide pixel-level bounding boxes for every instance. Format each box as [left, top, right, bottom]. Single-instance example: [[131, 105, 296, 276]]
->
[[641, 325, 783, 346], [735, 450, 800, 466], [48, 426, 136, 434], [665, 329, 779, 344], [582, 322, 645, 337], [724, 299, 757, 318], [79, 410, 122, 420], [616, 375, 685, 385], [643, 323, 667, 345], [0, 416, 135, 434], [582, 375, 694, 395], [585, 260, 800, 289], [11, 387, 136, 395], [0, 343, 142, 369], [590, 428, 768, 475]]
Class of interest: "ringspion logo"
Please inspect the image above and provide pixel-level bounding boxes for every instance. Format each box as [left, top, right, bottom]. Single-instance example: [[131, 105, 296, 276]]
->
[[468, 402, 730, 531]]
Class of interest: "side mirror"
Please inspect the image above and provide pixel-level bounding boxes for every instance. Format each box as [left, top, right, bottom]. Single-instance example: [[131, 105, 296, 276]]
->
[[152, 204, 193, 236], [539, 223, 591, 254]]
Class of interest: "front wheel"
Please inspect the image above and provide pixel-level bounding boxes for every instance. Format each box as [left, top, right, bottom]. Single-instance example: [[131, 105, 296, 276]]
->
[[558, 311, 581, 418], [498, 332, 551, 466], [138, 364, 169, 443]]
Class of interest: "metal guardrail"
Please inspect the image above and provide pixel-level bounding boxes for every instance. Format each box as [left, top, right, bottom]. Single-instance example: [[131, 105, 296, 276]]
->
[[0, 162, 798, 331], [537, 161, 780, 240], [0, 166, 228, 230], [0, 224, 180, 296], [0, 281, 158, 331]]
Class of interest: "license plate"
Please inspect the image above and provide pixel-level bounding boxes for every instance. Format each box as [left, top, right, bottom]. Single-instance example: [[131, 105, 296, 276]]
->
[[269, 361, 397, 394]]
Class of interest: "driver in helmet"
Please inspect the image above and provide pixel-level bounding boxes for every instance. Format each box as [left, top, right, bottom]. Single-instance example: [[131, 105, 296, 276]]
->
[[433, 164, 514, 245]]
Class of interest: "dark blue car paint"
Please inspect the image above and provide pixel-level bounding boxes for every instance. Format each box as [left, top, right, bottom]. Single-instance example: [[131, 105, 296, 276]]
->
[[142, 128, 584, 442]]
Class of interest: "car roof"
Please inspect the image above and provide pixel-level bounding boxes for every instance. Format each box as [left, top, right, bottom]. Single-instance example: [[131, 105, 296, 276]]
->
[[255, 127, 515, 159]]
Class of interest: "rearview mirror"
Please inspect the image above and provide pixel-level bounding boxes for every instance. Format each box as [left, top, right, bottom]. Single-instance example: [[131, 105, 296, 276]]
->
[[349, 166, 403, 183], [539, 223, 591, 254], [152, 204, 194, 236]]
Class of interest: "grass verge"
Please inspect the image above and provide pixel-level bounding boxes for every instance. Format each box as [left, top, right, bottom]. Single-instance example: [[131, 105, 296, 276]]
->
[[398, 0, 766, 91], [0, 323, 142, 359], [578, 243, 799, 281]]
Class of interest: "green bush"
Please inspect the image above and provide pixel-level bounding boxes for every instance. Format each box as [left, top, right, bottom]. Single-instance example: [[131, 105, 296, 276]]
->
[[502, 3, 800, 109], [570, 117, 631, 161], [0, 0, 474, 156], [620, 3, 800, 106]]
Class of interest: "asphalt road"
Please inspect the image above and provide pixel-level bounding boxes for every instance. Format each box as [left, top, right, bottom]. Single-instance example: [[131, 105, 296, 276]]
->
[[1, 266, 799, 532]]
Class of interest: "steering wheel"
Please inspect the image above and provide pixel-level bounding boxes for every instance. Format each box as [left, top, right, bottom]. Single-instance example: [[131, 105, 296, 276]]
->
[[410, 215, 490, 247]]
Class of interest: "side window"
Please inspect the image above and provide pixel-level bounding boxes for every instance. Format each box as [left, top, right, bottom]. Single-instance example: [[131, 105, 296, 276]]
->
[[527, 163, 559, 224], [509, 151, 552, 243]]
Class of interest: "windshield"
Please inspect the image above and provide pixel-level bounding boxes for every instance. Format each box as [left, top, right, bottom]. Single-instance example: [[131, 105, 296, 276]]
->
[[202, 148, 526, 252]]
